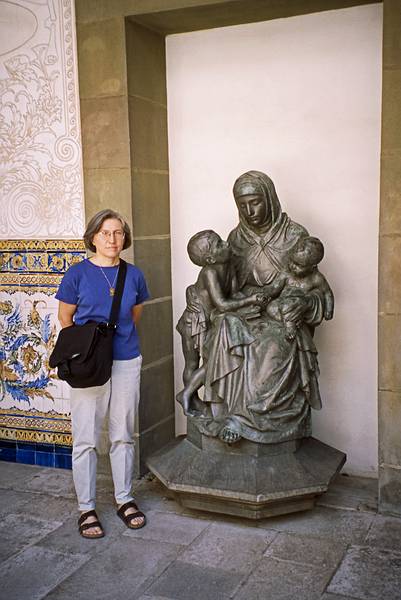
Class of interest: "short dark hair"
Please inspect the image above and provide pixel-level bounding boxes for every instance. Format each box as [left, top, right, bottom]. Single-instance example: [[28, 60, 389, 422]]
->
[[83, 209, 132, 253], [187, 230, 218, 267]]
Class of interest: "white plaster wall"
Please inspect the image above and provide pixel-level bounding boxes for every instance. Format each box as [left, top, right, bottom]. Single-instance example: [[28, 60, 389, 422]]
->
[[166, 4, 382, 476]]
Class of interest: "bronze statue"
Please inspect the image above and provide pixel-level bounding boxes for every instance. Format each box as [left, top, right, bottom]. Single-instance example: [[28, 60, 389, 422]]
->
[[176, 170, 334, 445]]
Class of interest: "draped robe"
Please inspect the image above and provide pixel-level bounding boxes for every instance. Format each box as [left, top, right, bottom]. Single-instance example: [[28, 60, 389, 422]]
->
[[198, 171, 326, 443]]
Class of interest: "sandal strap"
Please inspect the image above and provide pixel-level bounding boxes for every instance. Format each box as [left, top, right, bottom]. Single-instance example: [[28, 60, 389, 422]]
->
[[126, 510, 145, 521], [117, 501, 139, 518], [79, 520, 102, 532], [78, 509, 99, 526]]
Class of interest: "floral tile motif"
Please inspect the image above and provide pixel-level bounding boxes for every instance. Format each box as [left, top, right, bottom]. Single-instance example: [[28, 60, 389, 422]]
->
[[0, 293, 72, 445], [0, 240, 86, 450], [1, 297, 57, 406]]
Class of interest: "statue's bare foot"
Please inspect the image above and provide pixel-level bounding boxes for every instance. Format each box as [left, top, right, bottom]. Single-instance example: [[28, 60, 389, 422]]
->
[[187, 407, 202, 417], [219, 425, 242, 444], [177, 390, 202, 417], [176, 390, 190, 414], [191, 394, 208, 416], [285, 331, 296, 341]]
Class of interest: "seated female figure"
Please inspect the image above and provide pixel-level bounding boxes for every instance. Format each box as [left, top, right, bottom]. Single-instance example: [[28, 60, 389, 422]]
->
[[180, 170, 333, 446]]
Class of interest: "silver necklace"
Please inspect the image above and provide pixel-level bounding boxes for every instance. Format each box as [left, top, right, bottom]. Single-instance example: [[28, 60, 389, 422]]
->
[[99, 265, 118, 296]]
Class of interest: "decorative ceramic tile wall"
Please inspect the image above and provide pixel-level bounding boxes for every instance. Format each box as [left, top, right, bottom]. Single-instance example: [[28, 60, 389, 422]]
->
[[0, 240, 86, 467], [0, 0, 85, 238], [0, 0, 86, 468]]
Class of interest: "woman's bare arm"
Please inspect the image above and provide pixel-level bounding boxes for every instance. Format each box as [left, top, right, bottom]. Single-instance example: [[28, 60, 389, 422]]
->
[[132, 304, 144, 325], [58, 301, 77, 328]]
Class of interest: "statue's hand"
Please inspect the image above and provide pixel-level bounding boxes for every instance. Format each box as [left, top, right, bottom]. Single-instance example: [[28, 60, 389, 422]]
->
[[255, 293, 270, 307], [186, 299, 201, 314]]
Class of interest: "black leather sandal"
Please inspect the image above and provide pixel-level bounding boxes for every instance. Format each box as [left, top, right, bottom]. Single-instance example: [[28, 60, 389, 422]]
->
[[117, 501, 146, 529], [78, 510, 105, 539]]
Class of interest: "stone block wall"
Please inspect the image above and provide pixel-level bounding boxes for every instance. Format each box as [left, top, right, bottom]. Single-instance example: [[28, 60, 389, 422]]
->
[[126, 20, 175, 472], [378, 0, 401, 516], [76, 14, 175, 475]]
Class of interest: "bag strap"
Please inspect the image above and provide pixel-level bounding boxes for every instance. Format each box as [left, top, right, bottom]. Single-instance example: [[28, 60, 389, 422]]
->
[[108, 259, 127, 327]]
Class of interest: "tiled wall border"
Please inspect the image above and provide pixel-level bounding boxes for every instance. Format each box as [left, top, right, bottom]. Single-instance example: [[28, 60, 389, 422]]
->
[[0, 439, 72, 469]]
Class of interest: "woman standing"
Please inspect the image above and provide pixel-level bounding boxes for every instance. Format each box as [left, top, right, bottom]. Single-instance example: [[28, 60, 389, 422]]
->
[[56, 209, 149, 539]]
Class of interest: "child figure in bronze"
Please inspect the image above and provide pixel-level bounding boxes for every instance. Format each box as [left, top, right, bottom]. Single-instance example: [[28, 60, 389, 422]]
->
[[176, 229, 266, 415]]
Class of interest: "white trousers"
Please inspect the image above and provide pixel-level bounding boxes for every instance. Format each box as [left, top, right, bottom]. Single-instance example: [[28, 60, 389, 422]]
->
[[69, 356, 142, 511]]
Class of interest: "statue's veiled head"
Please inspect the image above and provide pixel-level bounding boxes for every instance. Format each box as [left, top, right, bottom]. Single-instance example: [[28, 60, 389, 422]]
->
[[233, 171, 282, 232]]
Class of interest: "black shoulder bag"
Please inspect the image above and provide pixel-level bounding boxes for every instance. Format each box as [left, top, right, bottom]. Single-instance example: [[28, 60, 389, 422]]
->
[[49, 260, 127, 388]]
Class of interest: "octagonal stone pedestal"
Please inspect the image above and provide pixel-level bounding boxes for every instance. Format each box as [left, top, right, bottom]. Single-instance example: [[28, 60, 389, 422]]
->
[[146, 419, 346, 520]]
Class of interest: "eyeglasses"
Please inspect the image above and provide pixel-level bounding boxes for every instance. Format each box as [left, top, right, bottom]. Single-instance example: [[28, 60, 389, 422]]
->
[[97, 230, 125, 240]]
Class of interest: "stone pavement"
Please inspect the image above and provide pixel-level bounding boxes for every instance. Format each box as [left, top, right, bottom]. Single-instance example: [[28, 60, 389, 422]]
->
[[0, 460, 400, 600]]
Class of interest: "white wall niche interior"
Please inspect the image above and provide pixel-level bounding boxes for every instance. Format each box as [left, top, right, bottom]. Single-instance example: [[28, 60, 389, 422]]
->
[[167, 3, 382, 477]]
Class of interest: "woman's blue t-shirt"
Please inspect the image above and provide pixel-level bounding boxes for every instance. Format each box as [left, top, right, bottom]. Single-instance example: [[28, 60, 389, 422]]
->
[[55, 259, 150, 360]]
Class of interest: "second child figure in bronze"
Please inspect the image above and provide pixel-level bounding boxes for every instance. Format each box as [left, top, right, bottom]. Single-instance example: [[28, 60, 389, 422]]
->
[[261, 235, 334, 341], [177, 170, 334, 445]]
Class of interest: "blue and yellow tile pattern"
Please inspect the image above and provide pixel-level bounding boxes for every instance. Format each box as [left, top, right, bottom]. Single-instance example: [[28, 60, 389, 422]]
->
[[0, 239, 86, 468], [0, 239, 85, 295]]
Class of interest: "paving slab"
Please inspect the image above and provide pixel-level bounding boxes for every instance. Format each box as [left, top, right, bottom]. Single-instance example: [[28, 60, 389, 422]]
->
[[146, 560, 244, 600], [22, 492, 77, 521], [43, 537, 181, 600], [95, 473, 115, 500], [364, 514, 401, 552], [329, 474, 377, 495], [0, 487, 76, 522], [0, 489, 35, 519], [36, 501, 122, 558], [0, 513, 62, 563], [263, 531, 347, 569], [22, 468, 76, 497], [0, 546, 89, 600], [0, 462, 41, 489], [321, 594, 361, 600], [257, 506, 375, 544], [122, 510, 210, 546], [137, 596, 174, 600], [317, 474, 378, 513], [0, 462, 399, 600], [179, 521, 277, 575], [327, 544, 401, 600], [134, 478, 185, 515], [233, 556, 333, 600]]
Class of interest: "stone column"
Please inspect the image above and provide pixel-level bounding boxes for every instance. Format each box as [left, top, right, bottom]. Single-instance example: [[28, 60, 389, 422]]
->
[[76, 14, 175, 475], [378, 0, 401, 516], [126, 20, 175, 474], [76, 16, 133, 259]]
